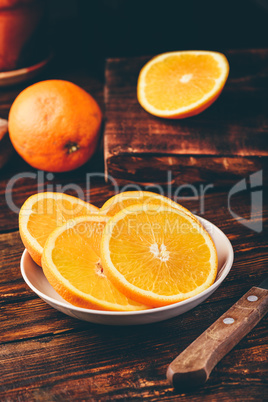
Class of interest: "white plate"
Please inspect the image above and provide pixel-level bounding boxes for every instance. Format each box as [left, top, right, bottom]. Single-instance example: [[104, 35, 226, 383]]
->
[[20, 216, 234, 326]]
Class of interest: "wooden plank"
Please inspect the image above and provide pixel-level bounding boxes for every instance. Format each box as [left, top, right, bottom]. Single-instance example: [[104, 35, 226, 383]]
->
[[1, 258, 267, 345], [104, 49, 268, 181], [0, 322, 267, 401], [106, 155, 268, 184]]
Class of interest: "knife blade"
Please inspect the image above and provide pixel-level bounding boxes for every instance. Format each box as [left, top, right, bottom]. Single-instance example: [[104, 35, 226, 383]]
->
[[166, 278, 268, 390]]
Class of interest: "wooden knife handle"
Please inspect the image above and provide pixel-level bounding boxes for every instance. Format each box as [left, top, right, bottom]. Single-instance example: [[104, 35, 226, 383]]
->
[[167, 286, 268, 389]]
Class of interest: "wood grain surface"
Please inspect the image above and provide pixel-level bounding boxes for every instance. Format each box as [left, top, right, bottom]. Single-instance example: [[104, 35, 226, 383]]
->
[[0, 53, 267, 401], [104, 49, 268, 182], [167, 286, 268, 389], [0, 118, 13, 170]]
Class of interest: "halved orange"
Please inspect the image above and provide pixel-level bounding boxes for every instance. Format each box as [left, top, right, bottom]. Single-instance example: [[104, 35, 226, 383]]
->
[[100, 190, 193, 218], [137, 51, 229, 119], [41, 215, 148, 311], [101, 203, 218, 307], [19, 192, 99, 266]]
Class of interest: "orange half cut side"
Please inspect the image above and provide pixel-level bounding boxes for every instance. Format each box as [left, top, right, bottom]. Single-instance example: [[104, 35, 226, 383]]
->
[[137, 51, 229, 119]]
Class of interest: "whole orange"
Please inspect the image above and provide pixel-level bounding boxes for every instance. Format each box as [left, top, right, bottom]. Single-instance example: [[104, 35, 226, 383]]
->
[[8, 80, 102, 172]]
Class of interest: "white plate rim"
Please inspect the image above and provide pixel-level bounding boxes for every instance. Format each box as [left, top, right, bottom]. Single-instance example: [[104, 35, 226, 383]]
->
[[20, 215, 234, 318]]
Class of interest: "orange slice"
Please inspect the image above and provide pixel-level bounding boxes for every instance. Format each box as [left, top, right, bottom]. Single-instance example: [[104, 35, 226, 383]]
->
[[41, 215, 148, 311], [101, 190, 193, 218], [19, 192, 99, 266], [101, 203, 218, 307], [137, 51, 229, 119]]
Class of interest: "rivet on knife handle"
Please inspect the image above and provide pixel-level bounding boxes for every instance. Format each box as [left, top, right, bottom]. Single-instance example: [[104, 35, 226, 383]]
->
[[166, 285, 268, 389]]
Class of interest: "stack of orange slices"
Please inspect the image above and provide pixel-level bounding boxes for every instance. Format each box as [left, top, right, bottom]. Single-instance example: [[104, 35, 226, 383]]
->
[[19, 191, 218, 311]]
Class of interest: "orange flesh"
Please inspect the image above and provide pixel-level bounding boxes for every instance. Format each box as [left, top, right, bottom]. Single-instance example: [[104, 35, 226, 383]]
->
[[27, 198, 97, 248], [50, 221, 144, 308], [144, 54, 222, 110], [108, 209, 214, 296], [101, 192, 186, 217]]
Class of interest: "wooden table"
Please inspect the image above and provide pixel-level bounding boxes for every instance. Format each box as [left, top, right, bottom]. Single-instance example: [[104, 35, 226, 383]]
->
[[0, 54, 267, 402]]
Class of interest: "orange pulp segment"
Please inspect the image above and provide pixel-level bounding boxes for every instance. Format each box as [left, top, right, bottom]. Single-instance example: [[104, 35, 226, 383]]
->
[[41, 215, 149, 311], [101, 203, 218, 307]]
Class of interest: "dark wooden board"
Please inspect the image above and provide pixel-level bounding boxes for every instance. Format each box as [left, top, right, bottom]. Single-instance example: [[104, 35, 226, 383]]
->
[[104, 49, 268, 182]]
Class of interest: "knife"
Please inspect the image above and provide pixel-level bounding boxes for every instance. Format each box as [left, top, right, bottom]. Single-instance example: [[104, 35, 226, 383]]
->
[[166, 277, 268, 389]]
